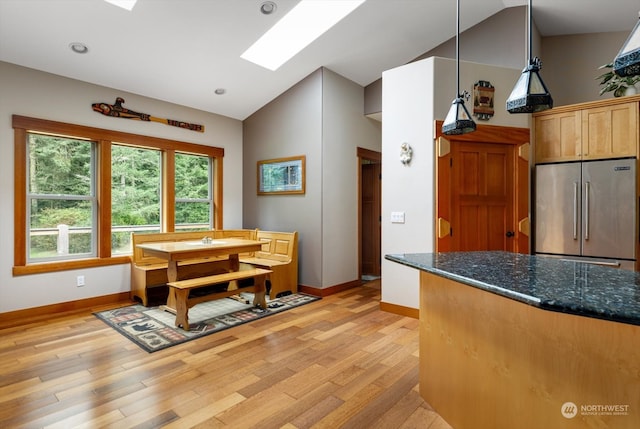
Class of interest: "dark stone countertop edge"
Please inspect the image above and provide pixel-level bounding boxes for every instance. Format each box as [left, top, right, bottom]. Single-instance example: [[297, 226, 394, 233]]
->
[[386, 253, 541, 304], [385, 253, 640, 327]]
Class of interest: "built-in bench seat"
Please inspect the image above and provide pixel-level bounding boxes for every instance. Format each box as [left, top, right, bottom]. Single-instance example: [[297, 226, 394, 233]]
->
[[240, 230, 298, 299], [130, 229, 257, 305], [165, 267, 272, 330]]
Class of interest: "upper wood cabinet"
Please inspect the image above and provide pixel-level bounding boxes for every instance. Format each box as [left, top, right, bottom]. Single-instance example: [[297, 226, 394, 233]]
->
[[582, 102, 637, 160], [534, 98, 639, 164], [534, 111, 581, 163]]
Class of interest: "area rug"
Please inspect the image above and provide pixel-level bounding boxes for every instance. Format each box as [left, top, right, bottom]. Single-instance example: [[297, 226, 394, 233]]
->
[[95, 293, 320, 353]]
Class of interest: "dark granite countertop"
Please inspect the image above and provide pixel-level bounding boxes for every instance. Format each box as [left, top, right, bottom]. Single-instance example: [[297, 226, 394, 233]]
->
[[385, 251, 640, 327]]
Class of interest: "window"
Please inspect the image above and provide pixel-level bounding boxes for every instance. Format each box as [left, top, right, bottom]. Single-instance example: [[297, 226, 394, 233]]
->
[[27, 133, 97, 262], [13, 115, 224, 275], [175, 152, 213, 231], [111, 145, 162, 254]]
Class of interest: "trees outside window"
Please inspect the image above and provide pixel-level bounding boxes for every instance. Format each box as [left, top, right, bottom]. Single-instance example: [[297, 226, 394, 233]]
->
[[175, 153, 212, 231], [111, 145, 162, 254], [27, 134, 96, 261], [12, 115, 224, 275]]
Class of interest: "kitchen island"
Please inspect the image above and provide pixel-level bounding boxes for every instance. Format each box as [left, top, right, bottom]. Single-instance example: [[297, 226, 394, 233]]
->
[[385, 251, 639, 429]]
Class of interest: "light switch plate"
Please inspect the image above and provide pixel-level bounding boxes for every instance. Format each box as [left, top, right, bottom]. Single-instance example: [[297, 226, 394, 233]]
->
[[391, 211, 405, 223]]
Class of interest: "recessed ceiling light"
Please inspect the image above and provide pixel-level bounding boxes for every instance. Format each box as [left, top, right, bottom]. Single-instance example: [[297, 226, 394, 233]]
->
[[69, 42, 89, 54], [104, 0, 137, 11], [241, 0, 366, 71], [260, 1, 277, 15], [214, 88, 226, 95]]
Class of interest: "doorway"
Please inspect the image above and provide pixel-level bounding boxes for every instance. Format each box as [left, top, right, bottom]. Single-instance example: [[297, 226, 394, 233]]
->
[[358, 147, 381, 281], [450, 141, 515, 251], [434, 122, 530, 254]]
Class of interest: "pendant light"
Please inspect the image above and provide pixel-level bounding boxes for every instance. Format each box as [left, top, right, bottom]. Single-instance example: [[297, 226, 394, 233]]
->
[[506, 0, 552, 114], [442, 0, 476, 135], [613, 12, 640, 77]]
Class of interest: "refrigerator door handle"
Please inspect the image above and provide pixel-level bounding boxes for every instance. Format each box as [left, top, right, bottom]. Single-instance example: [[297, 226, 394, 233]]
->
[[584, 181, 590, 240], [573, 182, 579, 240], [559, 258, 621, 268]]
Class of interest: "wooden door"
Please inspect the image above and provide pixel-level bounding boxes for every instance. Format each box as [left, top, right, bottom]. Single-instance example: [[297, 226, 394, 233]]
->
[[451, 142, 515, 251], [435, 122, 530, 254], [359, 148, 381, 277]]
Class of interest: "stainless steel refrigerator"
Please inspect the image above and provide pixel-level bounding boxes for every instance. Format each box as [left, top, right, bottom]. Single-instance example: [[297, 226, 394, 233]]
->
[[535, 158, 636, 270]]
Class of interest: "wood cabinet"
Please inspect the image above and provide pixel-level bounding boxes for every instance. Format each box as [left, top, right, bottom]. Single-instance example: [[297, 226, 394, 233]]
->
[[534, 111, 581, 163], [534, 98, 639, 164], [582, 102, 637, 160], [417, 270, 640, 429]]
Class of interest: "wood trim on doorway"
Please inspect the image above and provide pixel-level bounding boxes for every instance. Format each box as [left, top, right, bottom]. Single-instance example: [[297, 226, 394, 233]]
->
[[434, 121, 531, 254], [357, 147, 382, 281]]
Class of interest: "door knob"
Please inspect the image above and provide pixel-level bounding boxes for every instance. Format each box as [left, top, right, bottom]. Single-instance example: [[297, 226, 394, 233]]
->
[[506, 231, 515, 238]]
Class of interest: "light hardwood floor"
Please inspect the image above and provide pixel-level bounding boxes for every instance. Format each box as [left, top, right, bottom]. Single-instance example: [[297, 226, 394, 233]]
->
[[0, 281, 453, 429]]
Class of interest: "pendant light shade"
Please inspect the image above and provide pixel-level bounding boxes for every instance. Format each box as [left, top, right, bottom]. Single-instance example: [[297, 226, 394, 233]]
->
[[506, 0, 552, 114], [442, 96, 476, 135], [442, 0, 476, 135], [613, 14, 640, 77], [506, 57, 553, 113]]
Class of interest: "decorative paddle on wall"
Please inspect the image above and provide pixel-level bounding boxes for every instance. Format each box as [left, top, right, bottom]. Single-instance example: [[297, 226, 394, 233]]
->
[[92, 97, 204, 132]]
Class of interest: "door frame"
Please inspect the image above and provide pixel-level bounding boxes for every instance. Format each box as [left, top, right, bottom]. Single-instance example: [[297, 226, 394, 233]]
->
[[434, 121, 531, 254], [357, 147, 382, 280]]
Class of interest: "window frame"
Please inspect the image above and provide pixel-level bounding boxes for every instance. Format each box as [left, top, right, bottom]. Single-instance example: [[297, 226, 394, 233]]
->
[[13, 115, 224, 276], [174, 152, 214, 231], [110, 142, 163, 254], [26, 134, 98, 262]]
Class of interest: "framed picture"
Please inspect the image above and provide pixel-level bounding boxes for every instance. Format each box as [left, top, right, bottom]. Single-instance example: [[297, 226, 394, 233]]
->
[[257, 155, 306, 195]]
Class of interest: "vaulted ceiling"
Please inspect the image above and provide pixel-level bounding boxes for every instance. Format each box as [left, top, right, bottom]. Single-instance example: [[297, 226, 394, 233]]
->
[[1, 0, 637, 120]]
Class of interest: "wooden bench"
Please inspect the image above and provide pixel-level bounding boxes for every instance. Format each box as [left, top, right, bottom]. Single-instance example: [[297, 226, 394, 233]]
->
[[212, 229, 258, 241], [165, 267, 272, 330], [213, 229, 259, 257], [130, 229, 257, 306], [240, 230, 298, 299]]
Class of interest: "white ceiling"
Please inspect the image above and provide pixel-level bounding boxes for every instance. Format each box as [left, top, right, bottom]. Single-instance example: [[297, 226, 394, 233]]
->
[[1, 0, 638, 120]]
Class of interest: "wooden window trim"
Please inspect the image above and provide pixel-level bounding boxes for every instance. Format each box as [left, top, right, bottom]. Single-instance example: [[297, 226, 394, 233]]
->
[[12, 115, 224, 275], [163, 150, 176, 232]]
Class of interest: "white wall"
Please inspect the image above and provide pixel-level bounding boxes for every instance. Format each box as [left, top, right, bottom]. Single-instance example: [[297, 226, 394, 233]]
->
[[381, 59, 437, 308], [322, 69, 381, 287], [367, 6, 529, 116], [417, 6, 529, 70], [242, 70, 324, 287], [243, 68, 381, 290], [381, 57, 529, 309], [541, 31, 628, 107], [0, 61, 243, 313]]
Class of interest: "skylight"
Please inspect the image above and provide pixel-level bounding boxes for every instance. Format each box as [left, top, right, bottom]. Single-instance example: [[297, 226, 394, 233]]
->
[[241, 0, 366, 71], [104, 0, 137, 11]]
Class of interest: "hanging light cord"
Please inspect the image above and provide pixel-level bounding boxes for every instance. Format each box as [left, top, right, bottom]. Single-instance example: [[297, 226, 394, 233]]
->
[[528, 0, 532, 64], [442, 0, 476, 134], [455, 0, 470, 101], [456, 0, 460, 97], [528, 0, 542, 70]]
